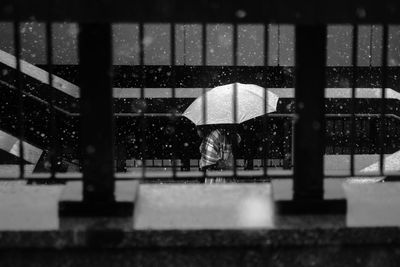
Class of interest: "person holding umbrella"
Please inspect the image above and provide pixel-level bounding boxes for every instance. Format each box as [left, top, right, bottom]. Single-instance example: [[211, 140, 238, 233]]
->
[[182, 83, 279, 183], [197, 125, 241, 183]]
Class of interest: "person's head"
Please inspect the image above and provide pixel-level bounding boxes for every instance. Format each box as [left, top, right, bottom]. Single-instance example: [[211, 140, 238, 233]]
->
[[196, 125, 213, 138], [197, 125, 241, 144], [220, 126, 241, 145], [196, 127, 205, 138]]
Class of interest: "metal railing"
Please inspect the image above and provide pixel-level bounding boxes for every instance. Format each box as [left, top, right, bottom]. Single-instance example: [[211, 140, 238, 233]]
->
[[1, 0, 400, 215]]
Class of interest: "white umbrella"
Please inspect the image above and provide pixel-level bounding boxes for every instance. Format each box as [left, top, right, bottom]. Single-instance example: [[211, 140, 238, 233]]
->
[[182, 83, 279, 125]]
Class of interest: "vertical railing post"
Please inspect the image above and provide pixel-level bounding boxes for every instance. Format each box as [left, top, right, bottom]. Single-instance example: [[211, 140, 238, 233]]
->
[[79, 23, 115, 202], [272, 24, 346, 214], [59, 23, 137, 217], [293, 24, 326, 200]]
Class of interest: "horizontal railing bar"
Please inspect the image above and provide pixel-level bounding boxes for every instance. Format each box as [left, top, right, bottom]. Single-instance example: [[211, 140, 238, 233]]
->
[[0, 170, 289, 180], [4, 80, 397, 120], [326, 113, 400, 119], [112, 113, 400, 122], [55, 113, 399, 119], [0, 170, 396, 181], [0, 98, 394, 120], [1, 0, 400, 23], [2, 80, 398, 121], [42, 65, 400, 89]]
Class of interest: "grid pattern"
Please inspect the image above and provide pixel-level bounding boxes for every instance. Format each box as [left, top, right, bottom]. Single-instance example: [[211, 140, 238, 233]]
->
[[0, 0, 398, 210]]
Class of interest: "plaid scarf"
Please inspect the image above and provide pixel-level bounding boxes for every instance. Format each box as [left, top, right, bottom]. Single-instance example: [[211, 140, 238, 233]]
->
[[199, 129, 240, 170]]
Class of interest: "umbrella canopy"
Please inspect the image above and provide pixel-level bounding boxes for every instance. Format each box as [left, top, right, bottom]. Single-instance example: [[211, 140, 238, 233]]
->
[[182, 83, 279, 125]]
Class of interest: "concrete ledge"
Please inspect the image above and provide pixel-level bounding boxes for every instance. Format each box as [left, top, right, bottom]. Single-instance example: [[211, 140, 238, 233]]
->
[[59, 181, 139, 217], [272, 179, 347, 214], [0, 181, 400, 266]]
